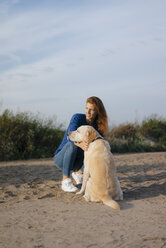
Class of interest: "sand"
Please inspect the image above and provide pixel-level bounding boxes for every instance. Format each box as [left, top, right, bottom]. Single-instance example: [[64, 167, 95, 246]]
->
[[0, 152, 166, 248]]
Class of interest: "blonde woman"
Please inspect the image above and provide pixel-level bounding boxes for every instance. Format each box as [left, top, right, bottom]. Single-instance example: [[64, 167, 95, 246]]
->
[[54, 96, 108, 192]]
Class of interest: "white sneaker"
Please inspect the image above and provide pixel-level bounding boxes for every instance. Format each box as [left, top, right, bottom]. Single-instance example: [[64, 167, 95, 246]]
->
[[72, 172, 83, 185], [61, 178, 78, 192]]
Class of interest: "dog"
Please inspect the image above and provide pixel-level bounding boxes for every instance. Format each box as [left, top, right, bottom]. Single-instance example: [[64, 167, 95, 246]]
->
[[68, 125, 123, 210]]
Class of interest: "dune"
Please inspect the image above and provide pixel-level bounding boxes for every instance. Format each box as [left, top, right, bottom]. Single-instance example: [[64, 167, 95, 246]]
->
[[0, 152, 166, 248]]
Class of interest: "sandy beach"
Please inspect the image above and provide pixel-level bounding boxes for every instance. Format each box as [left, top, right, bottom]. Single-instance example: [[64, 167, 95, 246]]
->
[[0, 152, 166, 248]]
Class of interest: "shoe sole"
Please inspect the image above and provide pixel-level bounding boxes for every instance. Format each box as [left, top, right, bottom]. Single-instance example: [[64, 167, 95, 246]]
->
[[61, 187, 77, 192]]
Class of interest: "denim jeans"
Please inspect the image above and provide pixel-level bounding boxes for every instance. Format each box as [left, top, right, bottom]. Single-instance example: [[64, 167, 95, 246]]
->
[[54, 141, 84, 177]]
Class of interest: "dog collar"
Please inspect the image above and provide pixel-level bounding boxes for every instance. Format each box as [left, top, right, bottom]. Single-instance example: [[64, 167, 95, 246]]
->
[[91, 136, 103, 143]]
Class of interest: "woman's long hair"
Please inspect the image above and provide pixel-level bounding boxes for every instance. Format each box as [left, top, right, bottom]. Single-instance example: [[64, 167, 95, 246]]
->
[[86, 96, 108, 135]]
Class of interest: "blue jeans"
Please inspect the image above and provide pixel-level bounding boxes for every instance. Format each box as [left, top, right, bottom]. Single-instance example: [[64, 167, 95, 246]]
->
[[54, 142, 84, 177]]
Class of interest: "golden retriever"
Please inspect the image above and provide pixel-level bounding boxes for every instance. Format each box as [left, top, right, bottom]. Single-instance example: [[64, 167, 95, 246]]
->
[[68, 125, 123, 210]]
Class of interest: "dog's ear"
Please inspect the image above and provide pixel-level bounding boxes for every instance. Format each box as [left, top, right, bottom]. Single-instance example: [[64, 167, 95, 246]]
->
[[85, 129, 96, 142]]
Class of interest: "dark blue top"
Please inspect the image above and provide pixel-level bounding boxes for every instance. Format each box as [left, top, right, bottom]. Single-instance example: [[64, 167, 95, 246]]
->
[[54, 113, 99, 155]]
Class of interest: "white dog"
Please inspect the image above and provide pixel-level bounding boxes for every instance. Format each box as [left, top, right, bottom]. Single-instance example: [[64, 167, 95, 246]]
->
[[69, 125, 123, 210]]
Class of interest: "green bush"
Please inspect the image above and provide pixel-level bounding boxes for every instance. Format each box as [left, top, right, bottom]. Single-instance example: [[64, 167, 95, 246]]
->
[[0, 109, 65, 161], [107, 115, 166, 154], [139, 115, 166, 144], [110, 123, 139, 143]]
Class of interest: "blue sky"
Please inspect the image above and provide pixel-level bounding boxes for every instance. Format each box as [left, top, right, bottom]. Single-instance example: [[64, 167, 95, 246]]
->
[[0, 0, 166, 128]]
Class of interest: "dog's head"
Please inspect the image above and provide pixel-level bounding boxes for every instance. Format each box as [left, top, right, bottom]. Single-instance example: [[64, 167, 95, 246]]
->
[[68, 125, 101, 143]]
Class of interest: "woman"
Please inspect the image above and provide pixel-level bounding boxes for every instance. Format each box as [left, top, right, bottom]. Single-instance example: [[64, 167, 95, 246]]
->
[[54, 96, 108, 192]]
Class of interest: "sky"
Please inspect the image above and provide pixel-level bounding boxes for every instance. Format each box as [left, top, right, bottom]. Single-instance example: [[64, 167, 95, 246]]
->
[[0, 0, 166, 128]]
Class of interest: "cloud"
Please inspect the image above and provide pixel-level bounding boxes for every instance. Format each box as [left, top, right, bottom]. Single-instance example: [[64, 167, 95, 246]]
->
[[0, 0, 166, 125], [1, 0, 165, 70]]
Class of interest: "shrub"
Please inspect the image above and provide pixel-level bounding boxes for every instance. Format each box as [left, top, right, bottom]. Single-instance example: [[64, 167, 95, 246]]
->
[[106, 123, 139, 145], [0, 109, 65, 161], [139, 115, 166, 144], [107, 115, 166, 154]]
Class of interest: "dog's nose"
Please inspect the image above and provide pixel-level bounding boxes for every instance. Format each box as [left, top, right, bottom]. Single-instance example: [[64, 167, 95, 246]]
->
[[68, 131, 71, 135]]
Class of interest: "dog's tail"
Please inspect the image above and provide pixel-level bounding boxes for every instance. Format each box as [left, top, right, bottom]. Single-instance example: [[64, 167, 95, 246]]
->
[[103, 197, 120, 210]]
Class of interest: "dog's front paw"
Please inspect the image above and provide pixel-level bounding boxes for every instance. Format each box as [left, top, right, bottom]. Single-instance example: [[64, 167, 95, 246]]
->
[[84, 195, 90, 202], [76, 190, 84, 195]]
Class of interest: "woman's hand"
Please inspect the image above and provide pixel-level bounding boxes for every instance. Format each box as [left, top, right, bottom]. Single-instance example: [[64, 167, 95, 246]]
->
[[74, 141, 89, 151]]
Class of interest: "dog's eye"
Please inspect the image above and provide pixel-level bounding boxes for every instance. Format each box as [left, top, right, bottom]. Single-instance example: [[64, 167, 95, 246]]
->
[[77, 130, 80, 133]]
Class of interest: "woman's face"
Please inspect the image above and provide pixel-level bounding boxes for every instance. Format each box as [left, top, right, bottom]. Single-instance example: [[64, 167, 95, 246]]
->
[[85, 102, 97, 124]]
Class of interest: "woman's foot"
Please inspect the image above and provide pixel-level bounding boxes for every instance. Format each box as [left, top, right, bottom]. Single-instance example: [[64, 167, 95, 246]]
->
[[61, 178, 78, 192]]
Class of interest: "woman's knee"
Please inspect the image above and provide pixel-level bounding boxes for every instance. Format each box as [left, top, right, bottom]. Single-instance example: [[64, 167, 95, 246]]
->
[[54, 155, 62, 169], [54, 142, 77, 169], [66, 141, 77, 154]]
